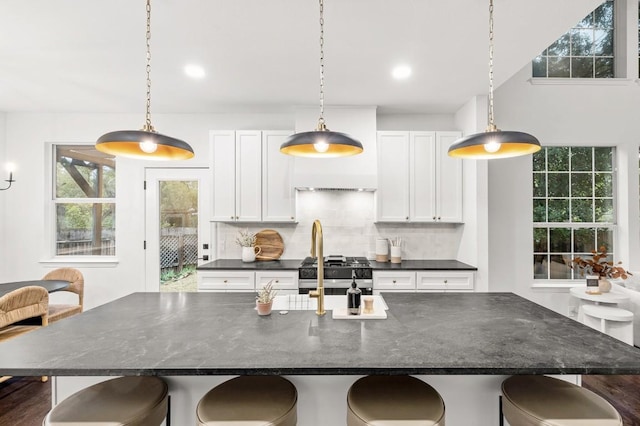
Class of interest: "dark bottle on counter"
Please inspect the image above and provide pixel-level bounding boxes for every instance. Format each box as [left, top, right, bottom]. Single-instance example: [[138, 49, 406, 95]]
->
[[347, 271, 362, 315]]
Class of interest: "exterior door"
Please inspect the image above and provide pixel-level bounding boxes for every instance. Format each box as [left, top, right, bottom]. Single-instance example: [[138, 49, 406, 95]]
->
[[145, 168, 210, 292]]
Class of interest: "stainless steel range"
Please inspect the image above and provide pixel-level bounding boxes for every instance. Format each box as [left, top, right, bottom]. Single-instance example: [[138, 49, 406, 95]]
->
[[298, 255, 373, 295]]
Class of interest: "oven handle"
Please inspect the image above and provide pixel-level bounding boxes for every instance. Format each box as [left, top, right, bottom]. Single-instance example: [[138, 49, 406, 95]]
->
[[298, 279, 373, 289]]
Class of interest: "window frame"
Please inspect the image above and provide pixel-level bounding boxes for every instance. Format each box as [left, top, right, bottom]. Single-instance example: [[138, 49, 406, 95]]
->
[[532, 145, 618, 286], [42, 143, 118, 266]]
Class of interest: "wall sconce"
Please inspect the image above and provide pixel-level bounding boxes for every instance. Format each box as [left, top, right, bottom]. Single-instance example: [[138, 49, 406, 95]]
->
[[0, 164, 15, 191]]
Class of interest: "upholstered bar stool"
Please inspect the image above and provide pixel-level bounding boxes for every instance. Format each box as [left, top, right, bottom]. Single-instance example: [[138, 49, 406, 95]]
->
[[196, 376, 297, 426], [502, 375, 622, 426], [347, 375, 445, 426], [43, 376, 168, 426]]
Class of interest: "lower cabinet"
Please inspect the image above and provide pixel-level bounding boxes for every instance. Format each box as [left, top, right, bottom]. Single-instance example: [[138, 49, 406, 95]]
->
[[198, 270, 298, 294], [373, 271, 475, 294]]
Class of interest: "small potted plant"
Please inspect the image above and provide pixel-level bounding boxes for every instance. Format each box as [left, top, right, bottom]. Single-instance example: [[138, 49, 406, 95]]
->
[[235, 228, 261, 262], [572, 246, 631, 293], [256, 280, 277, 316]]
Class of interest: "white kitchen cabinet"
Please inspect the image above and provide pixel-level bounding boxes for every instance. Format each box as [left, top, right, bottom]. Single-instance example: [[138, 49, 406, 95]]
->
[[198, 271, 255, 292], [262, 131, 296, 222], [416, 271, 475, 292], [372, 271, 416, 293], [376, 131, 463, 223], [211, 130, 295, 222], [255, 270, 298, 292]]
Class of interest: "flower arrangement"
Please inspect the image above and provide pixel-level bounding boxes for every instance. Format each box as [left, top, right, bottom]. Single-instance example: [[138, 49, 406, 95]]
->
[[571, 246, 631, 280], [256, 280, 277, 304], [235, 228, 256, 247]]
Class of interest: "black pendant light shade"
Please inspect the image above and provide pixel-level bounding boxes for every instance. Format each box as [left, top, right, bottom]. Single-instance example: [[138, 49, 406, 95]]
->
[[96, 129, 194, 161], [95, 0, 194, 161], [280, 130, 363, 158], [448, 127, 540, 160]]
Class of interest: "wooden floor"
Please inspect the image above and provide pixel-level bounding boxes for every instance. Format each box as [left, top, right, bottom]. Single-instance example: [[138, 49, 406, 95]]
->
[[0, 375, 639, 425]]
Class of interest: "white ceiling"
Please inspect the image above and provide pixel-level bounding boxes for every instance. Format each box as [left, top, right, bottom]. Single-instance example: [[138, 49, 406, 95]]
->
[[0, 0, 602, 115]]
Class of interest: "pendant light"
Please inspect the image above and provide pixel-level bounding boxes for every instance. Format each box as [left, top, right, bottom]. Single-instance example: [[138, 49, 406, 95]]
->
[[96, 0, 194, 161], [448, 0, 540, 160], [280, 0, 363, 158]]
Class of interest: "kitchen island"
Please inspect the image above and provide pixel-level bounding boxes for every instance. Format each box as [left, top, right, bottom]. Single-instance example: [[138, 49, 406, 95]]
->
[[2, 292, 640, 425]]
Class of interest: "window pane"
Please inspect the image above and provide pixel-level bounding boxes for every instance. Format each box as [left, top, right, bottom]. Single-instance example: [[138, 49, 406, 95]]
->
[[571, 29, 593, 56], [594, 173, 613, 197], [548, 57, 571, 77], [548, 34, 571, 56], [533, 199, 547, 222], [597, 228, 614, 251], [534, 255, 549, 279], [533, 173, 546, 197], [594, 147, 613, 171], [548, 173, 569, 197], [56, 203, 115, 256], [571, 147, 593, 171], [577, 11, 594, 28], [571, 57, 593, 78], [572, 173, 593, 197], [594, 1, 614, 28], [548, 199, 570, 222], [533, 149, 546, 171], [574, 228, 596, 253], [594, 57, 614, 77], [549, 228, 571, 252], [549, 254, 572, 279], [594, 29, 613, 55], [595, 198, 614, 222], [532, 56, 547, 77], [572, 199, 594, 222], [56, 146, 116, 199], [547, 147, 569, 171], [534, 228, 548, 252]]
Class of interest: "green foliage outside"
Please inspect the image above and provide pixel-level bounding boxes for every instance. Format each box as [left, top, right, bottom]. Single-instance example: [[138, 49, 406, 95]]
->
[[161, 264, 196, 284], [160, 181, 198, 228]]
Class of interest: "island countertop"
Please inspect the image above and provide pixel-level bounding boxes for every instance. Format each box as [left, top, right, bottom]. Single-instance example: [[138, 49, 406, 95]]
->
[[1, 292, 640, 377]]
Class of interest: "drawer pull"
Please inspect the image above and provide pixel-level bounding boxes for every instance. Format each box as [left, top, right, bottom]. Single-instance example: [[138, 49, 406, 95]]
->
[[392, 280, 397, 284], [444, 279, 448, 284], [275, 280, 279, 283], [223, 279, 228, 283]]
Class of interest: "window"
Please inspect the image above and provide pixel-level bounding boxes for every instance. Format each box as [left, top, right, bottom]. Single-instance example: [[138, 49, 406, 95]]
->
[[533, 0, 614, 78], [54, 145, 116, 256], [533, 147, 615, 280]]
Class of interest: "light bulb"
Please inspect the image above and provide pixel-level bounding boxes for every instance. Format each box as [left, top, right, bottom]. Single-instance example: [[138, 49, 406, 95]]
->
[[5, 163, 15, 173], [314, 140, 329, 153], [484, 141, 501, 153], [140, 140, 158, 154]]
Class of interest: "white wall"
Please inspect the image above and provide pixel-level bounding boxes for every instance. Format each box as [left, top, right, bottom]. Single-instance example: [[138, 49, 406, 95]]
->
[[489, 65, 640, 314], [0, 112, 6, 278]]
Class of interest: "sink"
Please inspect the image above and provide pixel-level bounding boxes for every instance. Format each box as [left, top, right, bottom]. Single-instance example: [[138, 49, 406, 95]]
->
[[271, 294, 388, 319]]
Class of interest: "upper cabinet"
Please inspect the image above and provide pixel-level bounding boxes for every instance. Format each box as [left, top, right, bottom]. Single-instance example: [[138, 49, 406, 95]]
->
[[376, 131, 463, 223], [210, 130, 295, 222]]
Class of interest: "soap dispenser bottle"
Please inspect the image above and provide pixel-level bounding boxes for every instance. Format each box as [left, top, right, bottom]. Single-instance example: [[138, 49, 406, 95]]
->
[[347, 271, 362, 315]]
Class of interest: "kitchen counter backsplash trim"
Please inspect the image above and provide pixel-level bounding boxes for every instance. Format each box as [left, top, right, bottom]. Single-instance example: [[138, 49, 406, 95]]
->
[[197, 259, 476, 271]]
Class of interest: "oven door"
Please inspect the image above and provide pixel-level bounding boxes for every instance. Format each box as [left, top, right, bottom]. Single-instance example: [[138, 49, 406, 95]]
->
[[298, 279, 373, 295]]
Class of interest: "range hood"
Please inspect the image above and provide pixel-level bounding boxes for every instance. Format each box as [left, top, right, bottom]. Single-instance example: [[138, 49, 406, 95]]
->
[[292, 106, 377, 191]]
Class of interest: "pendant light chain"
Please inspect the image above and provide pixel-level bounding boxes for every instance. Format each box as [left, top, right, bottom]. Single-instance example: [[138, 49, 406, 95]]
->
[[487, 0, 497, 131], [317, 0, 327, 131], [144, 0, 155, 132]]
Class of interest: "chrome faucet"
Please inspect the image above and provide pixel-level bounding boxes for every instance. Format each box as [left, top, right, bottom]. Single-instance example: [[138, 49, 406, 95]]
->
[[308, 219, 325, 316]]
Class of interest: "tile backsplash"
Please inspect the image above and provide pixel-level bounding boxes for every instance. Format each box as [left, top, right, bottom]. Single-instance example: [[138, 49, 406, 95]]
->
[[214, 191, 463, 260]]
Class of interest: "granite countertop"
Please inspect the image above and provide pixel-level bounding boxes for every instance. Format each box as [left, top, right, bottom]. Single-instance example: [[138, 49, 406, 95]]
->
[[371, 260, 477, 270], [197, 259, 303, 270], [198, 259, 477, 271], [1, 292, 640, 376]]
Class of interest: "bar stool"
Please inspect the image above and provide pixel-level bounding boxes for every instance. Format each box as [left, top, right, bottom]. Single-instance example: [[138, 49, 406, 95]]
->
[[501, 375, 622, 426], [347, 375, 445, 426], [196, 376, 297, 426], [43, 376, 168, 426], [582, 304, 634, 345]]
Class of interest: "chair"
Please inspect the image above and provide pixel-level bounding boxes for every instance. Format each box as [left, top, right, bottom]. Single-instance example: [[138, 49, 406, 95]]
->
[[0, 286, 49, 383], [196, 376, 297, 425], [501, 375, 622, 425], [43, 376, 168, 426], [347, 375, 445, 426], [42, 267, 84, 323]]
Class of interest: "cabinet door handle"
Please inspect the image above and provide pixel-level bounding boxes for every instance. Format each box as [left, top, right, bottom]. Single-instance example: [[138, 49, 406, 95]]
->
[[433, 216, 436, 220], [444, 280, 448, 284], [230, 216, 234, 219], [291, 216, 295, 220], [275, 280, 279, 283], [392, 280, 397, 284], [438, 216, 441, 220], [406, 217, 409, 220], [223, 280, 228, 283]]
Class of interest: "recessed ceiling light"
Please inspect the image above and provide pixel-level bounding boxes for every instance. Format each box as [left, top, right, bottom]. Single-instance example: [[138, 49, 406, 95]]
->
[[392, 65, 412, 80], [184, 64, 205, 79]]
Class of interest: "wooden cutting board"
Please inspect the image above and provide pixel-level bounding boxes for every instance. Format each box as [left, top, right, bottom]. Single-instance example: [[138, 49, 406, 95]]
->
[[254, 229, 284, 261]]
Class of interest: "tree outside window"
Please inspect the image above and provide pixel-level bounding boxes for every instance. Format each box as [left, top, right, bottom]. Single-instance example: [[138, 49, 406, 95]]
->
[[54, 145, 116, 256]]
